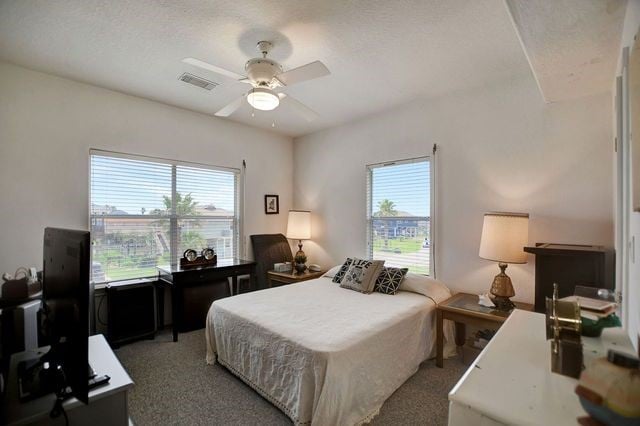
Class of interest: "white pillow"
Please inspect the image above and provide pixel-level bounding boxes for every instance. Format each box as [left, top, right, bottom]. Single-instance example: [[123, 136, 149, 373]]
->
[[323, 264, 342, 278], [398, 273, 451, 303]]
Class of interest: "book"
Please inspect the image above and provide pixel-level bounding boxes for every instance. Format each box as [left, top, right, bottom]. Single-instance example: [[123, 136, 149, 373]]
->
[[559, 295, 616, 313]]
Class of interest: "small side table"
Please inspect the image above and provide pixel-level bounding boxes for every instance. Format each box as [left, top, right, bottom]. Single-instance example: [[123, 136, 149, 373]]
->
[[436, 292, 533, 367], [267, 270, 325, 287]]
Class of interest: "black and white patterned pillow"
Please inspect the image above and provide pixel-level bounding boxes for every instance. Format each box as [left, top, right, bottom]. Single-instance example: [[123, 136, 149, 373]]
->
[[374, 267, 409, 295], [340, 259, 385, 294], [332, 258, 353, 283]]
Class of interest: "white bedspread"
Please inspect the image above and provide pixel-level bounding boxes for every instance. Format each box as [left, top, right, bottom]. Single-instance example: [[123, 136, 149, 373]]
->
[[206, 276, 456, 426]]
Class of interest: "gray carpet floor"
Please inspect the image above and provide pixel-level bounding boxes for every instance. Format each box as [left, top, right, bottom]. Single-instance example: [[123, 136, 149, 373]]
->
[[115, 329, 467, 425]]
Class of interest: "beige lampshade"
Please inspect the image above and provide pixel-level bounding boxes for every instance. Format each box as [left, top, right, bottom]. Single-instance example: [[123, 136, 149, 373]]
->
[[286, 210, 311, 240], [479, 212, 529, 264]]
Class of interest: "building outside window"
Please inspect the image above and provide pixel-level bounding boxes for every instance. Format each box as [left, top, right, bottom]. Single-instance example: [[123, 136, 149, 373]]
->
[[89, 150, 240, 284], [366, 156, 433, 274]]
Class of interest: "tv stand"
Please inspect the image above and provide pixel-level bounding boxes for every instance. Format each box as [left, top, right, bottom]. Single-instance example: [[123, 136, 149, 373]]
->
[[17, 358, 61, 402], [17, 358, 109, 403], [2, 335, 133, 425]]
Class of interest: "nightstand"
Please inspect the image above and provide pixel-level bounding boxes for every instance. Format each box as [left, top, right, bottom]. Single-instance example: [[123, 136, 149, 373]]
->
[[267, 269, 325, 287], [436, 292, 533, 367]]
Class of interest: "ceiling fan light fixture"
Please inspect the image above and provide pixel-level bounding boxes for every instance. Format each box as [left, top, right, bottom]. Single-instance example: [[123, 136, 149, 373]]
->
[[247, 87, 279, 111]]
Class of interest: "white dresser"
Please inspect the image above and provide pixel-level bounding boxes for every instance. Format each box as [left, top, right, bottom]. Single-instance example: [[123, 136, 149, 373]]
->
[[448, 309, 636, 426]]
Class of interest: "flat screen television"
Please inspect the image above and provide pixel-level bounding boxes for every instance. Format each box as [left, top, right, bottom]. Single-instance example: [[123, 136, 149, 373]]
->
[[18, 228, 92, 403]]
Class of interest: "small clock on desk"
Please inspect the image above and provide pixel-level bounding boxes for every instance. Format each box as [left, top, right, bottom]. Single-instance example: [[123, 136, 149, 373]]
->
[[179, 248, 217, 268]]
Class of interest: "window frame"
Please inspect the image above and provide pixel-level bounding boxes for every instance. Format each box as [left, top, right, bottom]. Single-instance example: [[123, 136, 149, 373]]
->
[[366, 155, 435, 276], [89, 149, 242, 284]]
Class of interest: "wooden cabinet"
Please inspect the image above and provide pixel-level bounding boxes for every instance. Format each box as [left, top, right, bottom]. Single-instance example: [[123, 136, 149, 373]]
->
[[524, 243, 614, 312]]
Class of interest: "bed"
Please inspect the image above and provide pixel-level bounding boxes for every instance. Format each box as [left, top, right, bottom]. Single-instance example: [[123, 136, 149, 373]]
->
[[205, 270, 456, 426]]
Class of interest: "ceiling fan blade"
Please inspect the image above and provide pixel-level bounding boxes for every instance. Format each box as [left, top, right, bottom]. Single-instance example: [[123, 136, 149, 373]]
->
[[182, 57, 246, 81], [214, 94, 245, 117], [275, 60, 330, 87], [278, 93, 319, 122]]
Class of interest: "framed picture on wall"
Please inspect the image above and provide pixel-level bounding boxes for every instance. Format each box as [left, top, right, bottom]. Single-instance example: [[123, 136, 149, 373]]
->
[[265, 194, 279, 214]]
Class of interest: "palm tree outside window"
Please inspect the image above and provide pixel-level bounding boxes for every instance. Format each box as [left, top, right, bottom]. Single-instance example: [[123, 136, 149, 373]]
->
[[366, 157, 432, 275], [89, 150, 240, 283]]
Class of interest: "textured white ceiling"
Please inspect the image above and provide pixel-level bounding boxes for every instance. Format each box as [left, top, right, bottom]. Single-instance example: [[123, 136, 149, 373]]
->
[[0, 0, 534, 137], [506, 0, 627, 103]]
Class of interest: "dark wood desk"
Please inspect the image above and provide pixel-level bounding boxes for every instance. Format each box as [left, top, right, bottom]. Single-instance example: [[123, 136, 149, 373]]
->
[[157, 258, 257, 342]]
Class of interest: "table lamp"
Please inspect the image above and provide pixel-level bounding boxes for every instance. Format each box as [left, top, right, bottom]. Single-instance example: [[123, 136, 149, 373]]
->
[[286, 210, 311, 272], [478, 212, 529, 311]]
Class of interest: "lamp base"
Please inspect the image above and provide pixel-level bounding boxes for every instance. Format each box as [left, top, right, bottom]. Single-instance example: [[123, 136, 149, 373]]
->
[[490, 295, 516, 311], [489, 262, 516, 312], [294, 240, 307, 274]]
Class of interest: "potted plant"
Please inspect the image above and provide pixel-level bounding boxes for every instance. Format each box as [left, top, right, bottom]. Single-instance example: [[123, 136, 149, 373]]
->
[[294, 253, 307, 273]]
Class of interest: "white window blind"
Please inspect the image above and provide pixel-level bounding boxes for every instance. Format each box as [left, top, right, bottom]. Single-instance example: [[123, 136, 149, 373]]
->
[[366, 157, 432, 274], [89, 150, 240, 283]]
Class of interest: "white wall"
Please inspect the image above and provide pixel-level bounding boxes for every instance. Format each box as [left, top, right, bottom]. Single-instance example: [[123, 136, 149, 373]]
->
[[0, 58, 618, 310], [293, 75, 613, 303], [616, 0, 640, 352], [0, 61, 293, 275]]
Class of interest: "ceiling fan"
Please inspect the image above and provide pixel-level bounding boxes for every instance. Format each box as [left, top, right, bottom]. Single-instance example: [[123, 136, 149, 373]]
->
[[182, 41, 330, 121]]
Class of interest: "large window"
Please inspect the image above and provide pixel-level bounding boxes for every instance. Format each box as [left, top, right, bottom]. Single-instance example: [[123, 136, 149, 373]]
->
[[89, 150, 240, 284], [367, 157, 432, 274]]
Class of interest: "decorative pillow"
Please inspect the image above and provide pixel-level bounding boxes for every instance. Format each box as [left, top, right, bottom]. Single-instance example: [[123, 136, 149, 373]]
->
[[339, 259, 385, 293], [331, 258, 353, 283], [374, 267, 409, 295]]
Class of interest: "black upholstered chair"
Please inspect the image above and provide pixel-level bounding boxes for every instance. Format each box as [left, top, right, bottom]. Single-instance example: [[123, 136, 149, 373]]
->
[[249, 233, 293, 291]]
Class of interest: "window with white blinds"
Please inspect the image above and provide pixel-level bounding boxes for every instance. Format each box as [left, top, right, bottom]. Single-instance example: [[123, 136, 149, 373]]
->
[[89, 150, 240, 284], [366, 157, 432, 275]]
